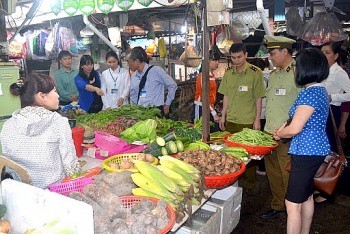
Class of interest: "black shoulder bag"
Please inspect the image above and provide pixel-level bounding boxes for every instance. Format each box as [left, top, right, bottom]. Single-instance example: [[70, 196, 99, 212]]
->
[[137, 65, 153, 104]]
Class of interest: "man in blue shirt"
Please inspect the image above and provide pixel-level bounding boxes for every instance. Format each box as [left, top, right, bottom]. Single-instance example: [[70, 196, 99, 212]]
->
[[127, 47, 177, 117]]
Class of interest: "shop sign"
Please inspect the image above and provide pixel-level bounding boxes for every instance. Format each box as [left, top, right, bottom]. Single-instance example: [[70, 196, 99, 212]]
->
[[138, 0, 153, 7], [63, 0, 79, 16], [79, 0, 96, 16], [97, 0, 115, 14], [117, 0, 135, 11]]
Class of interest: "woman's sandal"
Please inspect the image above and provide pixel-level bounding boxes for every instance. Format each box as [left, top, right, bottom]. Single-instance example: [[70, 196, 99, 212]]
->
[[314, 195, 333, 204]]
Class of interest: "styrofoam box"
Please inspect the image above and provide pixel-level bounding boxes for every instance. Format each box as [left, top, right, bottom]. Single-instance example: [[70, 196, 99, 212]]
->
[[231, 204, 242, 231], [1, 179, 94, 234], [174, 204, 221, 234], [205, 186, 243, 234]]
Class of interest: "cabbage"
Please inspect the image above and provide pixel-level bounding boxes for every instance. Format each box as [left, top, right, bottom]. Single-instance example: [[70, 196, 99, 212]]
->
[[120, 119, 157, 143]]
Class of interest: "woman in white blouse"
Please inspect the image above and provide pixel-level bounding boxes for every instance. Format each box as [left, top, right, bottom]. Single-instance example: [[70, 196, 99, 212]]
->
[[101, 51, 130, 109], [316, 42, 350, 204]]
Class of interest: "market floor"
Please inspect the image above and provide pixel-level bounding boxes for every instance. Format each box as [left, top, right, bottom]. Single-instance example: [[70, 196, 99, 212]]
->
[[233, 165, 350, 234]]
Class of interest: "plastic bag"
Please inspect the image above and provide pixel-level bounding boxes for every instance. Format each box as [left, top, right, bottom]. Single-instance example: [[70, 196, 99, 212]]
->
[[230, 20, 249, 40], [179, 45, 201, 67], [158, 37, 166, 58], [286, 6, 304, 37], [301, 12, 346, 46]]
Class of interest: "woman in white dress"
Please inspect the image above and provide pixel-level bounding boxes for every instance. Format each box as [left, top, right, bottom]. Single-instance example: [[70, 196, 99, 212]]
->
[[101, 51, 130, 109]]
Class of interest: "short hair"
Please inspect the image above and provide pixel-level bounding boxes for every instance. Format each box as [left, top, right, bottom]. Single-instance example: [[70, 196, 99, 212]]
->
[[129, 46, 149, 63], [295, 48, 329, 86], [57, 50, 72, 61], [10, 73, 56, 108], [105, 51, 119, 62], [229, 43, 247, 54], [209, 50, 220, 60], [78, 55, 96, 81]]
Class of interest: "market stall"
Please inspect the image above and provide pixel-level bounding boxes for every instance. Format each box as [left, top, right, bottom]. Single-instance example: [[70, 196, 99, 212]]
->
[[1, 0, 350, 233]]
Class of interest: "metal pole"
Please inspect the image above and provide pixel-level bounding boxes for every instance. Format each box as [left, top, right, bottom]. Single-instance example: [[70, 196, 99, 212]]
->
[[201, 0, 210, 142]]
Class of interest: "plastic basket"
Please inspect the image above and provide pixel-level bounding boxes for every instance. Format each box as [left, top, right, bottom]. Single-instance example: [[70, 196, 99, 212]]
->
[[94, 131, 129, 154], [48, 177, 94, 196], [204, 162, 246, 189], [101, 153, 159, 173], [119, 195, 176, 234], [223, 135, 278, 155]]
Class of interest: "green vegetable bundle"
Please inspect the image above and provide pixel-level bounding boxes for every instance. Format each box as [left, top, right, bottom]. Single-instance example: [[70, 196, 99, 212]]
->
[[174, 127, 202, 147], [76, 105, 161, 129], [228, 128, 275, 146], [220, 147, 249, 162]]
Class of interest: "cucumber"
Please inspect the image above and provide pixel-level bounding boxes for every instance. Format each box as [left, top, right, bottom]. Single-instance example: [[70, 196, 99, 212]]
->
[[146, 147, 163, 157], [165, 141, 178, 154], [161, 147, 168, 156], [146, 136, 166, 152], [163, 132, 176, 142], [176, 140, 184, 152]]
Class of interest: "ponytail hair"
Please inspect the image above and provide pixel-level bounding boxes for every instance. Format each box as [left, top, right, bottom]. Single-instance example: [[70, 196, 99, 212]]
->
[[10, 73, 56, 108]]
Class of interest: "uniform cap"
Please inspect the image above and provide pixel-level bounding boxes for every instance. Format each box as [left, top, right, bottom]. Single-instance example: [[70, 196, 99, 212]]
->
[[264, 35, 296, 49]]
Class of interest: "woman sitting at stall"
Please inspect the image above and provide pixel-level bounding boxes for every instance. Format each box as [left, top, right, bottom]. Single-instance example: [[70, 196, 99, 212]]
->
[[0, 73, 81, 189], [274, 48, 330, 234], [75, 55, 104, 113]]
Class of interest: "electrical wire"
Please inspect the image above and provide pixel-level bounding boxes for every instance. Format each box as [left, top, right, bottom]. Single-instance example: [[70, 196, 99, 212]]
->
[[91, 15, 108, 27], [7, 15, 16, 29]]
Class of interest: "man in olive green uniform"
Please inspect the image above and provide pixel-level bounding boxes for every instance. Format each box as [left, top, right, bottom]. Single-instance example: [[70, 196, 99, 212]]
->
[[261, 36, 301, 218], [218, 43, 266, 189]]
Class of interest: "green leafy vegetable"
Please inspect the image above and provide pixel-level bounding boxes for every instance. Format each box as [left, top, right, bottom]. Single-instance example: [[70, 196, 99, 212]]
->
[[120, 119, 157, 143]]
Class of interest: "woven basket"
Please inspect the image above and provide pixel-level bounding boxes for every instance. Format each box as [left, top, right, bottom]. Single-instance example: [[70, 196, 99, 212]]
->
[[102, 153, 159, 172], [223, 135, 278, 155]]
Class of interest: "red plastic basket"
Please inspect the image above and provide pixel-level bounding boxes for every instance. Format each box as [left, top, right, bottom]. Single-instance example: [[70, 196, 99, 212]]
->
[[120, 195, 176, 234], [48, 177, 94, 196], [204, 162, 246, 189], [223, 135, 278, 155]]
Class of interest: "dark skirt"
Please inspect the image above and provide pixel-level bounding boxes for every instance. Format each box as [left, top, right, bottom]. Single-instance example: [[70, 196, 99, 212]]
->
[[286, 155, 326, 203]]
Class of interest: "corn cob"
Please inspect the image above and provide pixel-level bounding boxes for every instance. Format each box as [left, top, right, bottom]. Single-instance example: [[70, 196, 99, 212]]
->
[[131, 173, 177, 201], [134, 160, 184, 196], [156, 165, 193, 187], [160, 156, 200, 175], [159, 157, 200, 182], [132, 188, 179, 209]]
